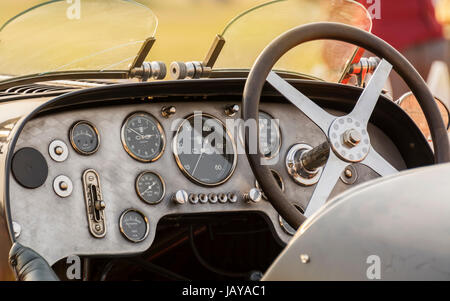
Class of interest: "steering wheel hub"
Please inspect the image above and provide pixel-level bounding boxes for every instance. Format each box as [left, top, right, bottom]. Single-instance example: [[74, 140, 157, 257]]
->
[[328, 117, 371, 163]]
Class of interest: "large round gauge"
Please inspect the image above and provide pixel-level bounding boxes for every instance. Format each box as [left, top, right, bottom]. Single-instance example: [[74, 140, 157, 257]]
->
[[119, 209, 149, 243], [121, 112, 165, 162], [239, 111, 281, 158], [173, 113, 237, 186], [69, 121, 100, 155], [135, 171, 165, 205]]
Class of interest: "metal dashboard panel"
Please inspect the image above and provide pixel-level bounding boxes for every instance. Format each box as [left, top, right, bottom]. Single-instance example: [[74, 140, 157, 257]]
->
[[9, 101, 405, 265]]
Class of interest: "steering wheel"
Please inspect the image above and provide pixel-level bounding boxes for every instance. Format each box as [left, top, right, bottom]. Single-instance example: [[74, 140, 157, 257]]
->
[[242, 23, 450, 230]]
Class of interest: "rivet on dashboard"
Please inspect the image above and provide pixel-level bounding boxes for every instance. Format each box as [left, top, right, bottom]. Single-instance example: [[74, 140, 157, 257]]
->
[[199, 194, 208, 204], [209, 193, 218, 203], [225, 104, 240, 117], [218, 193, 228, 203], [300, 254, 310, 264], [227, 193, 238, 203], [189, 194, 199, 204], [161, 106, 176, 118]]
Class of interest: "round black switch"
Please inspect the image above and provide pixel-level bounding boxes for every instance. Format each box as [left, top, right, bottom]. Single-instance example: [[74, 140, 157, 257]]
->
[[12, 147, 48, 189]]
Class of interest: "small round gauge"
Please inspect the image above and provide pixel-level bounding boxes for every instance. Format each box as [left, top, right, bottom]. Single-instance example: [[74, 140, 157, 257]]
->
[[119, 209, 149, 243], [135, 171, 165, 205], [239, 111, 281, 158], [173, 113, 237, 186], [121, 112, 165, 162], [69, 121, 100, 155]]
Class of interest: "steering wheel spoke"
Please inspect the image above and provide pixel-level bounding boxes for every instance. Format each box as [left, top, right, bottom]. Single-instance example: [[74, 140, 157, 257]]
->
[[361, 148, 398, 176], [267, 71, 335, 134], [244, 23, 448, 230], [304, 151, 349, 217], [349, 59, 393, 126]]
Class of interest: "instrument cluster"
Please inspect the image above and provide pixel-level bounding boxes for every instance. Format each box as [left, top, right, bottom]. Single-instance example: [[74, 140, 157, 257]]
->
[[11, 105, 285, 245]]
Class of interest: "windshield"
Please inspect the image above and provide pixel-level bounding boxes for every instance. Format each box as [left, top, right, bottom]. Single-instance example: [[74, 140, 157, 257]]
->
[[0, 0, 371, 82], [0, 0, 157, 76], [214, 0, 371, 82]]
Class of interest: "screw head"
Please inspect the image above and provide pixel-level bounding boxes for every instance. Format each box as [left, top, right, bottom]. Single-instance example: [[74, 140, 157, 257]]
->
[[300, 254, 310, 264]]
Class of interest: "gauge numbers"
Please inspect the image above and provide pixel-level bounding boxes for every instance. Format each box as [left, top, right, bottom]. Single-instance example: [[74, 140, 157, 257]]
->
[[121, 112, 165, 162], [119, 209, 149, 243], [173, 113, 237, 186], [69, 121, 100, 155], [136, 171, 165, 205]]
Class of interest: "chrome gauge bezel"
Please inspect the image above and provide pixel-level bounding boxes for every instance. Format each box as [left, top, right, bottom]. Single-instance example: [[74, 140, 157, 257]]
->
[[69, 120, 100, 155], [119, 209, 150, 243], [121, 112, 166, 163], [173, 113, 238, 187], [238, 111, 282, 159], [135, 171, 166, 205]]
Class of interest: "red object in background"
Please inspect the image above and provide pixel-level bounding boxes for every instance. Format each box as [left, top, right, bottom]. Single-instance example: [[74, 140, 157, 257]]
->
[[357, 0, 443, 51]]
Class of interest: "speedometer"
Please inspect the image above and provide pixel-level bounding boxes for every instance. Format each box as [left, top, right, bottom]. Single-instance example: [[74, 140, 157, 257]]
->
[[173, 113, 237, 186]]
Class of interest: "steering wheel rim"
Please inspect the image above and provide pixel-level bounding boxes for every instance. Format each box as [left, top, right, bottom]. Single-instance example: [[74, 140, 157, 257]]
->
[[243, 22, 450, 230]]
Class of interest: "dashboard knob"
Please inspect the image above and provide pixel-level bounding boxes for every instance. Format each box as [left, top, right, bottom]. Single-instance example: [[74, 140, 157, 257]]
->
[[95, 200, 106, 211], [245, 188, 262, 203], [172, 190, 188, 204]]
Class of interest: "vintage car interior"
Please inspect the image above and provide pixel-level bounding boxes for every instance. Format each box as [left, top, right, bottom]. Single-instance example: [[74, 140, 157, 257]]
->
[[0, 0, 449, 281]]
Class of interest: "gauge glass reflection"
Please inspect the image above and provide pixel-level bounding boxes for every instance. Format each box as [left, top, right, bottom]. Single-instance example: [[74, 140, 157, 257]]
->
[[136, 171, 165, 204], [119, 209, 149, 243], [69, 121, 99, 155], [174, 113, 237, 186], [121, 112, 165, 162]]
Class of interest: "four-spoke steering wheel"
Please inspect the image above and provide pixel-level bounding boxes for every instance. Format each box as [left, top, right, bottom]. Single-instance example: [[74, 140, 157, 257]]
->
[[243, 23, 450, 230]]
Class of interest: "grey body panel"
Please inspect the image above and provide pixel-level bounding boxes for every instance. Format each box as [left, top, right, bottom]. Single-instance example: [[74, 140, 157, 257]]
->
[[263, 162, 450, 280]]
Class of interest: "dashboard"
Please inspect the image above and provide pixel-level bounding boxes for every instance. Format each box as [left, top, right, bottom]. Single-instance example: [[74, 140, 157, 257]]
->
[[5, 80, 423, 266]]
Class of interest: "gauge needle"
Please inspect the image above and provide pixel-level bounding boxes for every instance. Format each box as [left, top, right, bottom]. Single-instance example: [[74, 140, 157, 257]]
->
[[141, 183, 155, 195], [191, 137, 211, 176], [128, 127, 145, 138], [191, 152, 203, 176]]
